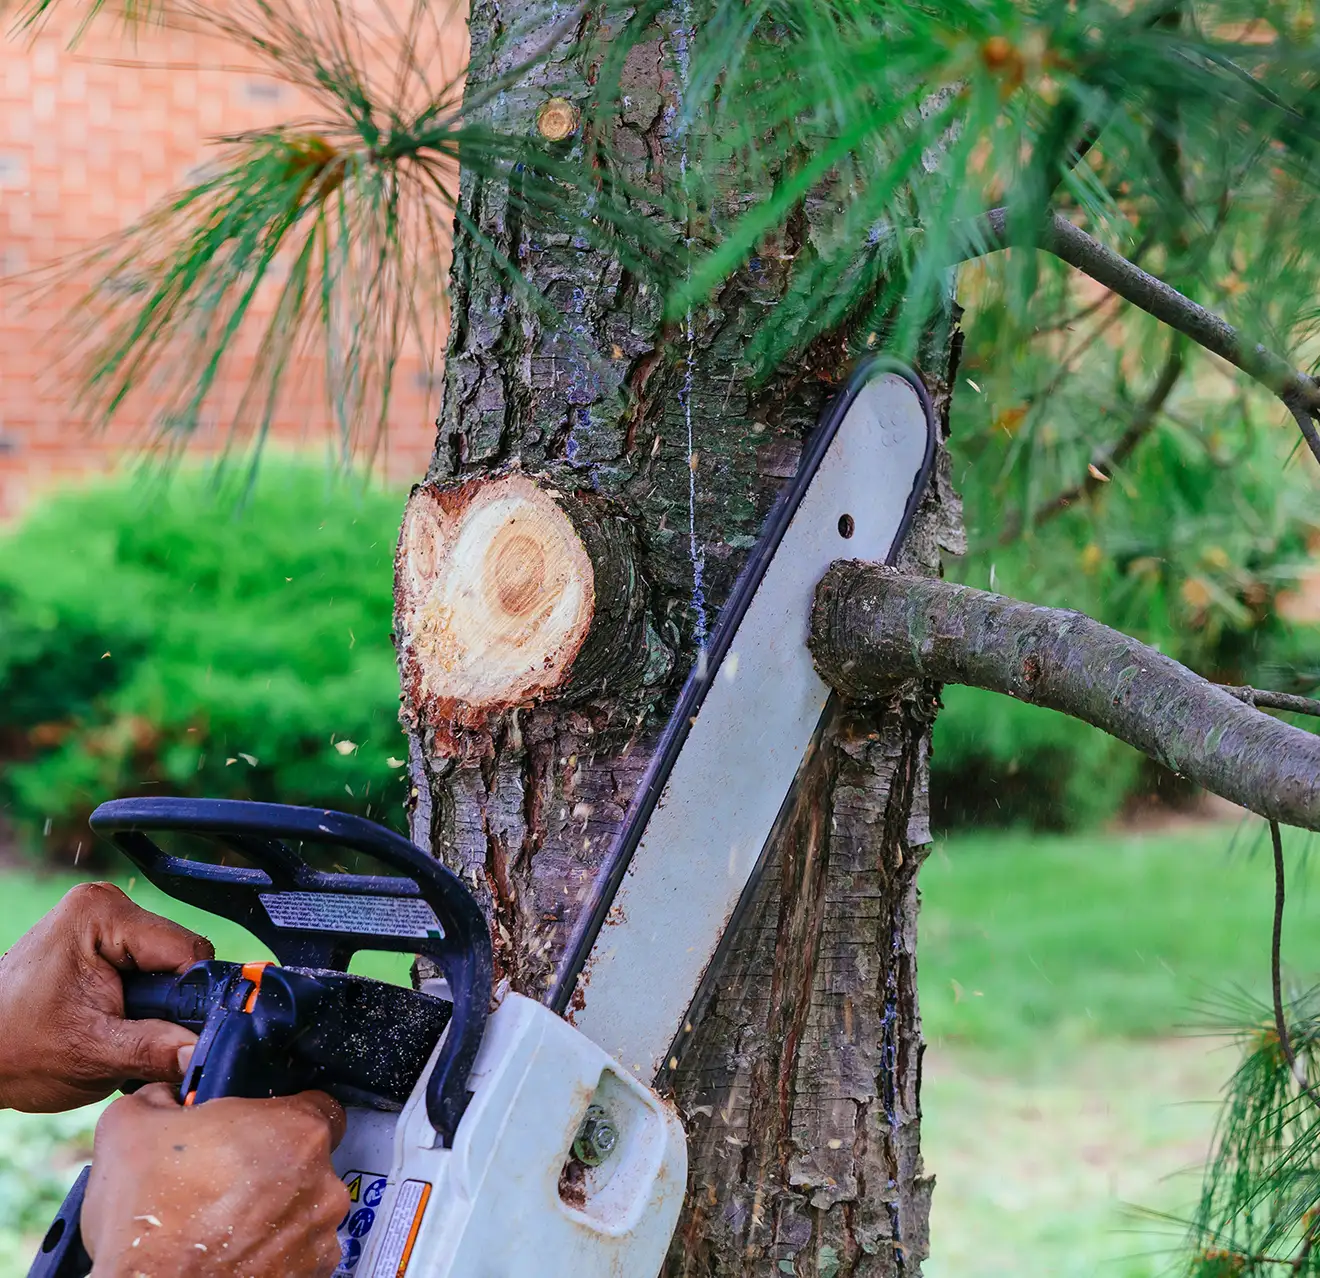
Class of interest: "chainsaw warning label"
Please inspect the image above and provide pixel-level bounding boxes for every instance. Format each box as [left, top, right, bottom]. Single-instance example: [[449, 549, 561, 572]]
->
[[260, 892, 444, 939], [370, 1179, 432, 1278], [334, 1170, 389, 1276]]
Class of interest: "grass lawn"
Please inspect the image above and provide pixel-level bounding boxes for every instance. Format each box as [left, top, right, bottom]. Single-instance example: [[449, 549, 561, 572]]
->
[[919, 814, 1320, 1277], [0, 816, 1314, 1274]]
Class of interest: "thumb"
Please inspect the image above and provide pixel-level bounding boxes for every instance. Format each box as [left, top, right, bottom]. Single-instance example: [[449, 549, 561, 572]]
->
[[89, 1016, 199, 1086]]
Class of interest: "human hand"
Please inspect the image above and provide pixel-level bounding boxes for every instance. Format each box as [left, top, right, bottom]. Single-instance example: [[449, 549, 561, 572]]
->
[[82, 1083, 350, 1278], [0, 882, 214, 1111]]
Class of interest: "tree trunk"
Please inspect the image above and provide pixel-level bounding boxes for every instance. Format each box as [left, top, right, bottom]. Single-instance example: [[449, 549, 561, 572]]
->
[[395, 7, 965, 1273]]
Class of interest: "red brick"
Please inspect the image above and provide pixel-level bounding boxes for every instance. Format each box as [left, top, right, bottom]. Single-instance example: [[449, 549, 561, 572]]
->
[[0, 8, 459, 518]]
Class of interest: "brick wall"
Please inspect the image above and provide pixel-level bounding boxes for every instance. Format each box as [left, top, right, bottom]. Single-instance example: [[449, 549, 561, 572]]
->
[[0, 11, 457, 518]]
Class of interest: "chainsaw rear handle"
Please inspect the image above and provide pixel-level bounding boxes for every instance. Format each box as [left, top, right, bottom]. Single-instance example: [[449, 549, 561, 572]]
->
[[122, 967, 211, 1027], [123, 961, 452, 1109], [88, 797, 492, 1140], [32, 959, 453, 1278]]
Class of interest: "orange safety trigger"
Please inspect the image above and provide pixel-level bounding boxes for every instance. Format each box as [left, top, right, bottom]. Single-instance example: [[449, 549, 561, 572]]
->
[[240, 961, 272, 1013]]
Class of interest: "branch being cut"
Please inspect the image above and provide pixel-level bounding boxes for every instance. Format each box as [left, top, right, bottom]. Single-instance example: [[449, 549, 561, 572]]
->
[[971, 208, 1320, 467], [809, 564, 1320, 830]]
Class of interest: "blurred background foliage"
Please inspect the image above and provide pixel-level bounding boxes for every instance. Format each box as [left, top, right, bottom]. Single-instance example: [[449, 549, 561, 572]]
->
[[934, 254, 1320, 831], [0, 460, 409, 864]]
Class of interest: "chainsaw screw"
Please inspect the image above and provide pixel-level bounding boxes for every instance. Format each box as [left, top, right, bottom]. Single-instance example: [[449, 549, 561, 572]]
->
[[572, 1104, 619, 1167]]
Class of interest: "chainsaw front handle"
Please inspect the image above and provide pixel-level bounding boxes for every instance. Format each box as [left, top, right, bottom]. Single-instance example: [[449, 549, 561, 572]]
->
[[89, 797, 492, 1142]]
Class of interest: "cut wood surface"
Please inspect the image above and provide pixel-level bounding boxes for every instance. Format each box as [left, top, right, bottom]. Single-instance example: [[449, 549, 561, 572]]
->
[[397, 472, 596, 731], [396, 471, 650, 745], [810, 563, 1320, 830]]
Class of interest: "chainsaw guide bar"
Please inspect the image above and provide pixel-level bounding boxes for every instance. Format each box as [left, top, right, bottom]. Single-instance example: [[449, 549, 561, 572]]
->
[[547, 358, 938, 1084]]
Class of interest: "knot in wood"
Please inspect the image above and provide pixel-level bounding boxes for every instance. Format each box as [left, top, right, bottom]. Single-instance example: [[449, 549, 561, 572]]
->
[[396, 473, 597, 734], [536, 97, 580, 142]]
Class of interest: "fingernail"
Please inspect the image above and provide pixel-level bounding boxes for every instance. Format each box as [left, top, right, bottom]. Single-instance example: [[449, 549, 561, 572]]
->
[[177, 1044, 194, 1074]]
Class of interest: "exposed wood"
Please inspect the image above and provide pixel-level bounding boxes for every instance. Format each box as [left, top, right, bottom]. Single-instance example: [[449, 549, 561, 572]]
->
[[810, 565, 1320, 830], [396, 471, 653, 753]]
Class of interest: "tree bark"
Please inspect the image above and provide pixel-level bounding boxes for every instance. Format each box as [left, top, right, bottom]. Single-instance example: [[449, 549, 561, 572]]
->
[[810, 566, 1320, 830], [396, 6, 964, 1273]]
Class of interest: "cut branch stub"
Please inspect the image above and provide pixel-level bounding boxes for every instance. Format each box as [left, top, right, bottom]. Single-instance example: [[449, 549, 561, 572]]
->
[[396, 471, 651, 744]]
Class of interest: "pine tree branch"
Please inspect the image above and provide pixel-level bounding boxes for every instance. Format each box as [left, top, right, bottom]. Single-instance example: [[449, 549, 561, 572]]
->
[[1221, 686, 1320, 720], [1269, 821, 1320, 1114], [809, 566, 1320, 830], [970, 208, 1320, 468], [1024, 337, 1185, 533]]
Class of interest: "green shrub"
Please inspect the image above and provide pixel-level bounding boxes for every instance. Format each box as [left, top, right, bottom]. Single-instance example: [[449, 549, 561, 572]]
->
[[931, 297, 1320, 832], [0, 1105, 100, 1268], [931, 686, 1144, 832], [0, 462, 409, 862]]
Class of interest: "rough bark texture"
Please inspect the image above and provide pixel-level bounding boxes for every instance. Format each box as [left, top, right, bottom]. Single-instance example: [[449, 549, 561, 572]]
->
[[398, 4, 964, 1271], [811, 566, 1320, 830]]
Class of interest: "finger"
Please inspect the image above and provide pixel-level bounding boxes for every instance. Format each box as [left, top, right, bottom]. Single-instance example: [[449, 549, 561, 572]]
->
[[93, 1083, 174, 1148], [285, 1090, 348, 1149], [310, 1230, 347, 1278], [77, 884, 214, 974], [129, 1081, 182, 1109], [84, 1015, 199, 1086]]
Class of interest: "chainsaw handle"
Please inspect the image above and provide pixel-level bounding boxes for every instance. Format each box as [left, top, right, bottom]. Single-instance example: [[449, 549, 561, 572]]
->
[[27, 1169, 91, 1278], [123, 969, 214, 1027], [30, 972, 304, 1278], [89, 798, 491, 1143]]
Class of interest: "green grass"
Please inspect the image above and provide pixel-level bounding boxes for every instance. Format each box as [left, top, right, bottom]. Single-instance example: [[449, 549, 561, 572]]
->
[[918, 814, 1320, 1278], [919, 817, 1320, 1052]]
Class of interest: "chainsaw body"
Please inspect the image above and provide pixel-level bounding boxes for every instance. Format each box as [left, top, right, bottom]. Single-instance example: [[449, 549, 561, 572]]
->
[[28, 798, 685, 1278], [331, 993, 685, 1278]]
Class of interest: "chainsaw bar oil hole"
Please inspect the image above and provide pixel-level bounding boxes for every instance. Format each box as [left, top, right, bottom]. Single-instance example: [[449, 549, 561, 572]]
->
[[838, 513, 855, 538]]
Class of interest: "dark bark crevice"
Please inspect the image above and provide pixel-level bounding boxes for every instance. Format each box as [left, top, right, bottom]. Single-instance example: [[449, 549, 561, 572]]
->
[[810, 565, 1320, 830]]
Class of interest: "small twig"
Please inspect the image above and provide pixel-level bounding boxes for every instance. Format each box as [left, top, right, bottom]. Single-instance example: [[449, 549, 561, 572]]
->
[[1026, 338, 1185, 532], [1293, 1219, 1320, 1274], [1269, 820, 1320, 1113], [970, 209, 1320, 469], [1221, 686, 1320, 720]]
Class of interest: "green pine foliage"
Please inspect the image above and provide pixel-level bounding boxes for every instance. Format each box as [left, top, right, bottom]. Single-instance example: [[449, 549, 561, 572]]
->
[[656, 0, 1320, 380], [1179, 986, 1320, 1272], [37, 0, 674, 454], [0, 462, 409, 860]]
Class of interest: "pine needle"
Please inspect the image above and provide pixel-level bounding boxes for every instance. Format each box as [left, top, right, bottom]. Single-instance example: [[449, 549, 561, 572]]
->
[[34, 0, 673, 463]]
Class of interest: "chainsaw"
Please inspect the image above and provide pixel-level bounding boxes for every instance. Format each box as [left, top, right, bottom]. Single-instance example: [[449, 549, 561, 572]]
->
[[28, 358, 936, 1278]]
